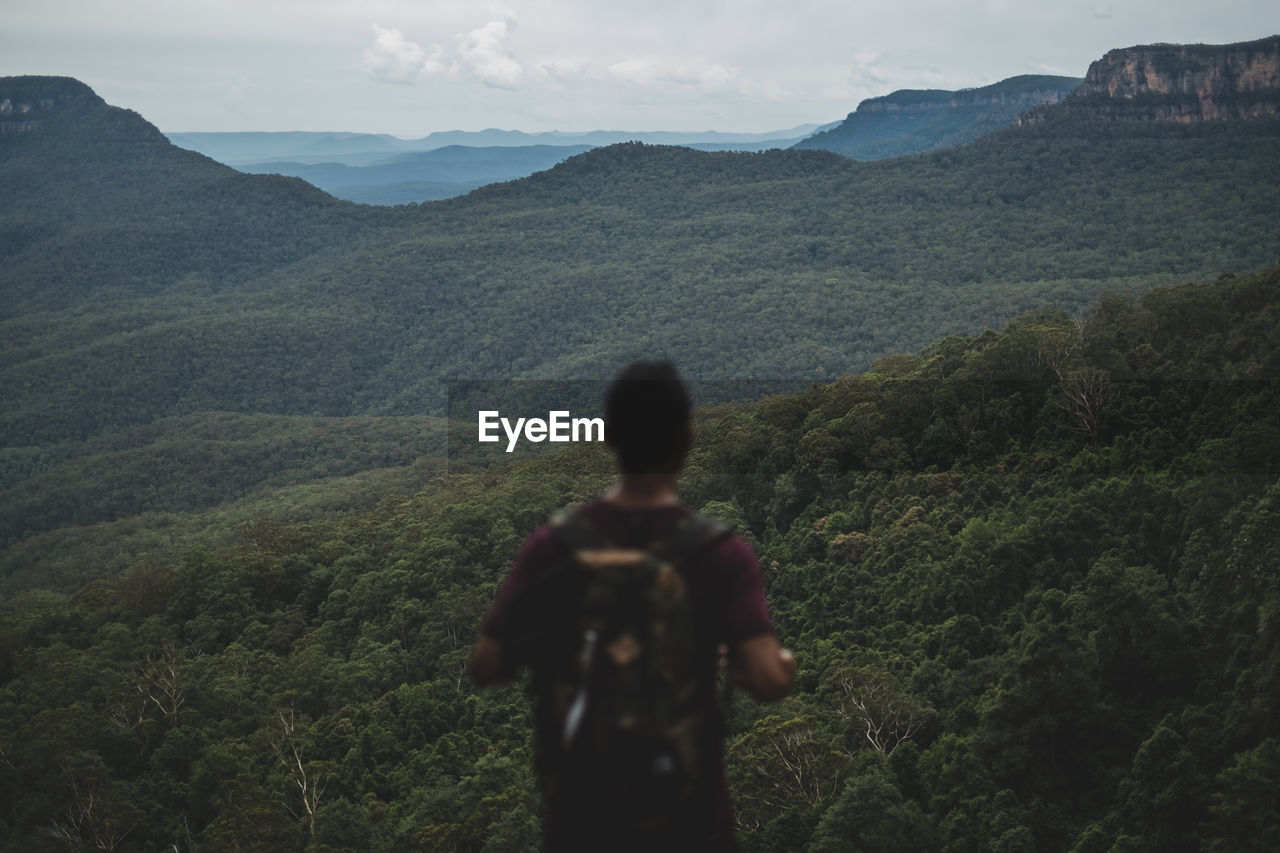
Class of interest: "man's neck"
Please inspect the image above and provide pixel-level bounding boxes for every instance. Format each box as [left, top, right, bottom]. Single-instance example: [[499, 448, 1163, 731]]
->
[[604, 473, 682, 509]]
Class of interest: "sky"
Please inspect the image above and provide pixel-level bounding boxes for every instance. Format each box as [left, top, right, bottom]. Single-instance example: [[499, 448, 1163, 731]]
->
[[2, 1, 1278, 137]]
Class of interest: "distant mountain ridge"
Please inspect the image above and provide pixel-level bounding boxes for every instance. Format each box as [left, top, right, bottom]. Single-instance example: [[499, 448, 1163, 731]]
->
[[1021, 34, 1280, 123], [166, 125, 835, 204], [237, 144, 595, 205], [793, 74, 1082, 160], [162, 131, 419, 166], [166, 125, 831, 167]]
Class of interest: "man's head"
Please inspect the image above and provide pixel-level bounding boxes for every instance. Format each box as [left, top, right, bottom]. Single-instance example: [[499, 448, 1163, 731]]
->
[[604, 360, 692, 474]]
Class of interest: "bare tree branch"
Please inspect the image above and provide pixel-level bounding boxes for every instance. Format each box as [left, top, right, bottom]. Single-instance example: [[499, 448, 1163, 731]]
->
[[270, 708, 328, 838]]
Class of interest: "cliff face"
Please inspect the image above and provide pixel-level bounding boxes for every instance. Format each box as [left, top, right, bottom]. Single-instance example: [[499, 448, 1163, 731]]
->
[[0, 76, 166, 146], [1035, 36, 1280, 123]]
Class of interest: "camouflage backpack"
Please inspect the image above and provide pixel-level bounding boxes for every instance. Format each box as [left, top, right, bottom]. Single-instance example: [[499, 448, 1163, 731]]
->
[[513, 507, 732, 830]]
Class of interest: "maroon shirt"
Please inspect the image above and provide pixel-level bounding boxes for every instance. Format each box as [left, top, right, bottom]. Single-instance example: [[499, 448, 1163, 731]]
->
[[481, 498, 775, 850]]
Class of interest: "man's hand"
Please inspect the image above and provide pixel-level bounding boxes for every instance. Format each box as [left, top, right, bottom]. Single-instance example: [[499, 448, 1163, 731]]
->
[[469, 634, 508, 687]]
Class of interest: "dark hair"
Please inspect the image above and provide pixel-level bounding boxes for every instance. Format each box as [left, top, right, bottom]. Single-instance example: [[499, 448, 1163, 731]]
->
[[605, 360, 691, 474]]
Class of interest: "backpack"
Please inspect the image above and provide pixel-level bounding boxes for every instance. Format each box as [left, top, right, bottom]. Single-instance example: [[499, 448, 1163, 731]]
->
[[507, 506, 732, 832]]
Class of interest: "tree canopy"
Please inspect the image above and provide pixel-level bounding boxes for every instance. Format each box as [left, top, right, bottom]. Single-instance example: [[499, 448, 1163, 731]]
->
[[1, 266, 1277, 849]]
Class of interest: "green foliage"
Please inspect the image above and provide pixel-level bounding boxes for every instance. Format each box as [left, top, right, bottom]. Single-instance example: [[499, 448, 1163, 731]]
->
[[2, 266, 1279, 849]]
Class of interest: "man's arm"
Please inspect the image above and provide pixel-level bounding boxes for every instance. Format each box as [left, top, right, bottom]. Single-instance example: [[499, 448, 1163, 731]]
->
[[470, 634, 507, 687], [734, 634, 796, 703], [712, 531, 794, 703], [471, 526, 561, 688]]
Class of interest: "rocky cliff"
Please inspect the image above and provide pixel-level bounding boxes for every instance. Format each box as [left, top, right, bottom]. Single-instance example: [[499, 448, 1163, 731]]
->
[[0, 76, 168, 147], [1024, 35, 1280, 123]]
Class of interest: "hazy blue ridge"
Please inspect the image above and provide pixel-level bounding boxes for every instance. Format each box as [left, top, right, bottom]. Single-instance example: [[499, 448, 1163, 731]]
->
[[167, 127, 839, 203], [165, 124, 835, 166], [235, 145, 594, 204]]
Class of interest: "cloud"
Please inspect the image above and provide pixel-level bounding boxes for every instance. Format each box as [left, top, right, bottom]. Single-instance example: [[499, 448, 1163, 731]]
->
[[362, 24, 437, 84], [222, 74, 258, 114], [538, 57, 589, 86], [455, 20, 523, 89], [851, 51, 889, 87], [362, 19, 522, 90], [608, 58, 656, 86], [666, 62, 735, 91], [608, 57, 739, 93]]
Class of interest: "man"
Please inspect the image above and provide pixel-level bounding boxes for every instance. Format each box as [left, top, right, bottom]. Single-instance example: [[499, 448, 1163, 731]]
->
[[471, 360, 795, 852]]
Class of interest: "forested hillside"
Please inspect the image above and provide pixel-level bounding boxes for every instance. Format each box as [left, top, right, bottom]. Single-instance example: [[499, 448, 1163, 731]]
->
[[3, 76, 1278, 449], [1, 266, 1276, 850], [793, 74, 1081, 160]]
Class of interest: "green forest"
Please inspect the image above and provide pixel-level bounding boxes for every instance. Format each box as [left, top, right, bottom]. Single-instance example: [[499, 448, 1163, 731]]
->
[[3, 78, 1278, 450], [2, 266, 1278, 850]]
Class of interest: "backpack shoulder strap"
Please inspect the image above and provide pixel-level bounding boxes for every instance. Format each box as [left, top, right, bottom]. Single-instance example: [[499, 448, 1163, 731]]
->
[[651, 514, 738, 711], [652, 513, 734, 568], [548, 505, 609, 554], [549, 505, 732, 566], [495, 507, 599, 665]]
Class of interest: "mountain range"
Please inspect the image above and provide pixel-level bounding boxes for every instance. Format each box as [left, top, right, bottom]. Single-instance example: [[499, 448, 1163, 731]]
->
[[178, 34, 1276, 208], [2, 36, 1279, 585], [165, 75, 1086, 205], [4, 41, 1279, 429], [173, 35, 1275, 208]]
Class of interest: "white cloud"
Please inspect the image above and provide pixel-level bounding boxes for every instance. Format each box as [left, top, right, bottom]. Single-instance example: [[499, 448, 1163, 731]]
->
[[31, 0, 1271, 133], [608, 58, 656, 86], [362, 19, 522, 90], [538, 57, 589, 85], [850, 50, 890, 87], [667, 61, 735, 91], [455, 20, 523, 89], [362, 24, 433, 84], [608, 56, 739, 93], [222, 74, 257, 113]]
